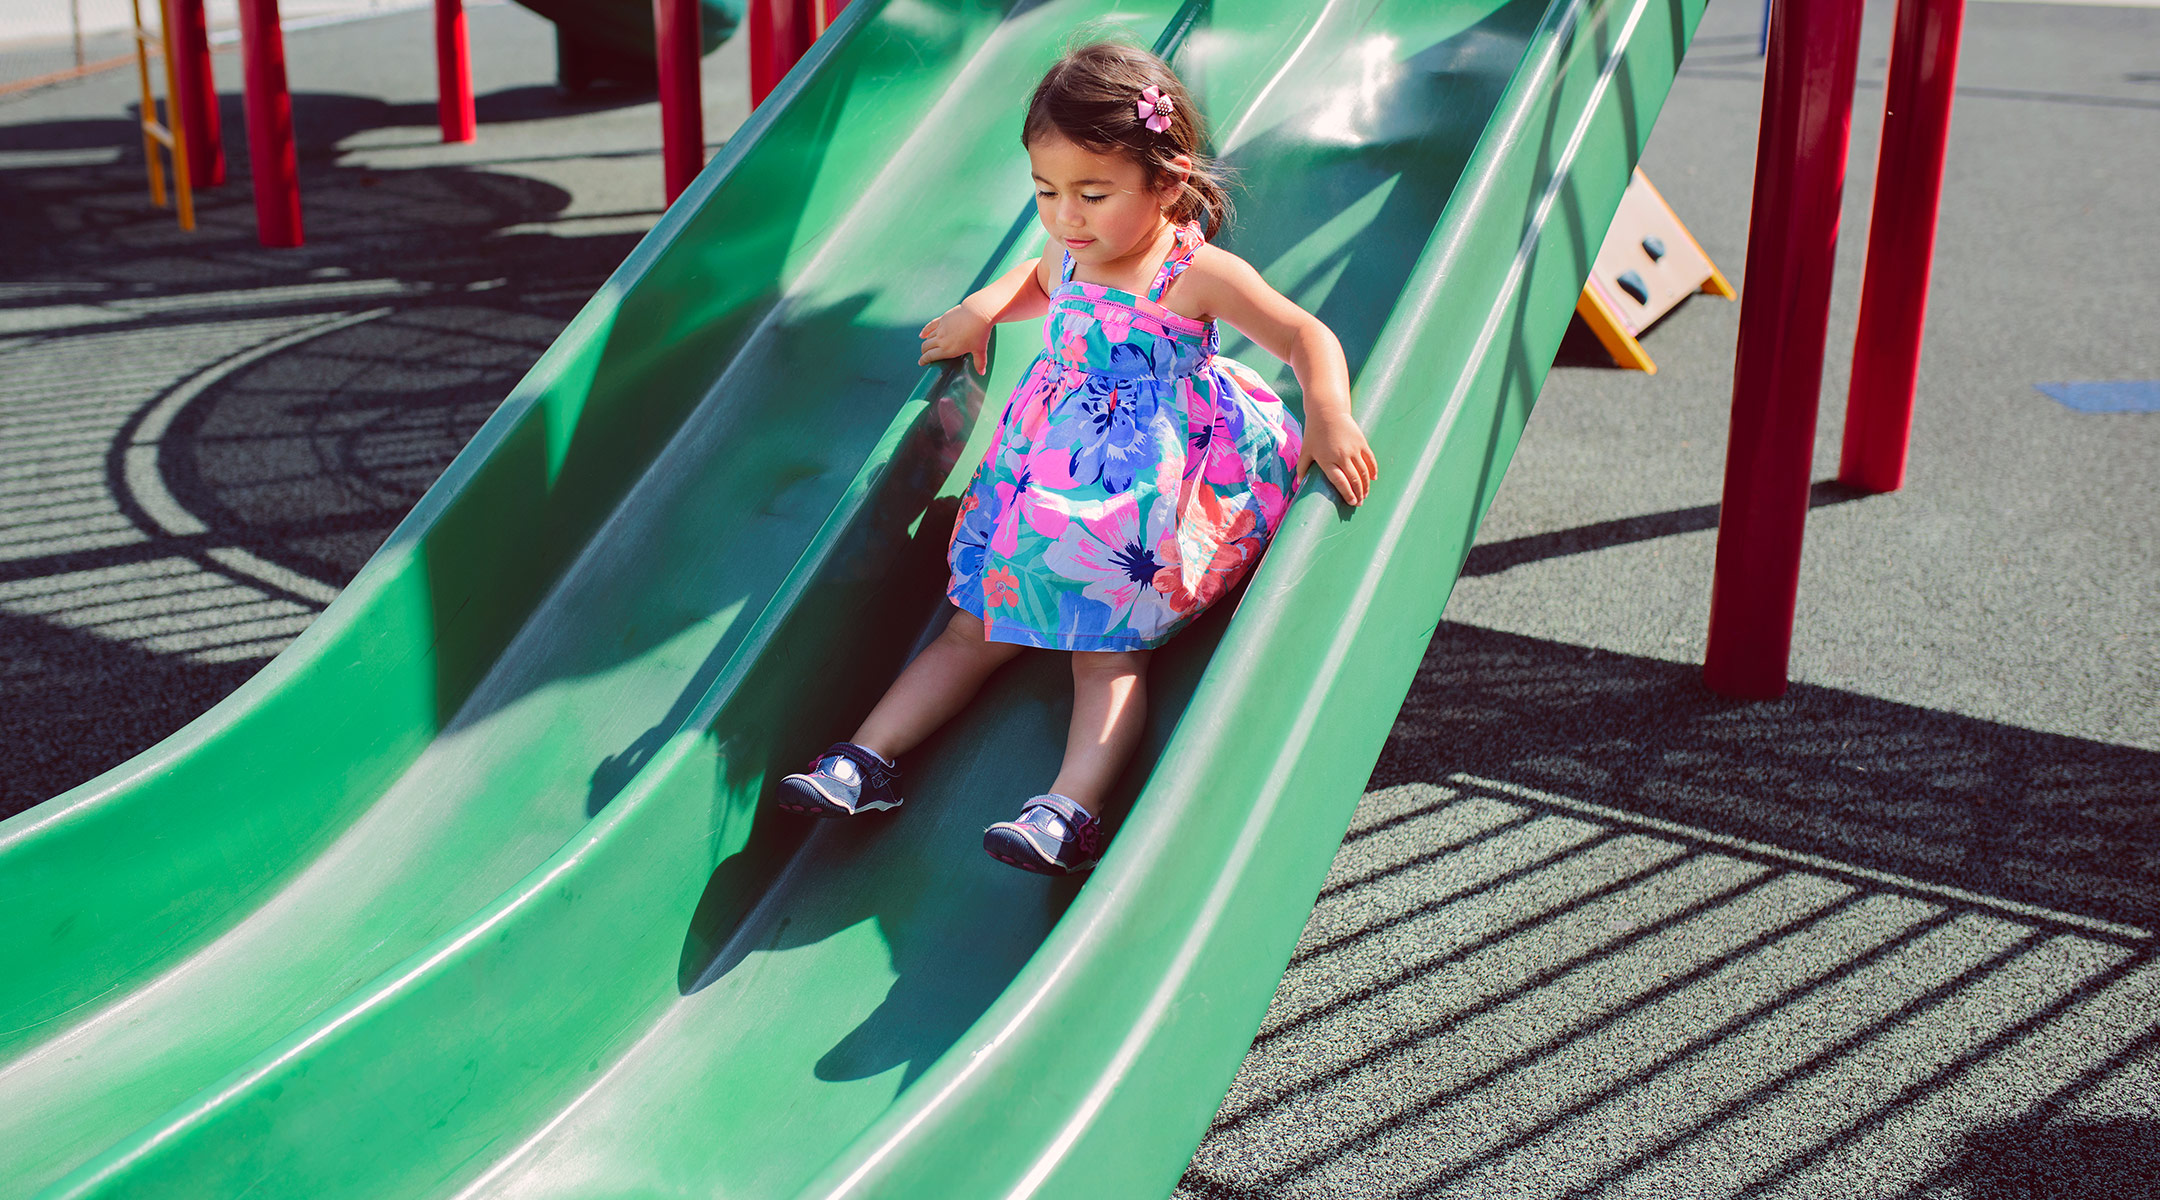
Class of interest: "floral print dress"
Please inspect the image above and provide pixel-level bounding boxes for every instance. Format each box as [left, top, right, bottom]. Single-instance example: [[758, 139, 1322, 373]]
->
[[947, 222, 1303, 651]]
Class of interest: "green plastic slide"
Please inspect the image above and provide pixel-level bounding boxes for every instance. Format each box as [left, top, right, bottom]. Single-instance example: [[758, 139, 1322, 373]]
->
[[0, 0, 1704, 1194]]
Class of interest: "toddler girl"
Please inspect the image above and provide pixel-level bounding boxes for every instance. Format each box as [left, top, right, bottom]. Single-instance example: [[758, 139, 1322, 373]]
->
[[775, 40, 1377, 874]]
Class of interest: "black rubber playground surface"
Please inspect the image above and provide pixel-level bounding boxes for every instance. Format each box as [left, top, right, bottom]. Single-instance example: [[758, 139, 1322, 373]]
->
[[1, 0, 2153, 1194]]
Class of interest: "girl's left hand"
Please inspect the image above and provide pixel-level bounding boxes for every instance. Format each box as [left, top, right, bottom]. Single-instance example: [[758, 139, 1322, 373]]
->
[[1298, 413, 1379, 507], [919, 304, 992, 374]]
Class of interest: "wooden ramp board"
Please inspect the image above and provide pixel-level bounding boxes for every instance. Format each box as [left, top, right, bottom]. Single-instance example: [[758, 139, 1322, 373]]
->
[[1577, 168, 1732, 373]]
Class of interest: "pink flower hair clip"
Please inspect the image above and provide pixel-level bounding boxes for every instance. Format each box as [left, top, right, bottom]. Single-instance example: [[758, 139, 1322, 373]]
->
[[1136, 85, 1175, 133]]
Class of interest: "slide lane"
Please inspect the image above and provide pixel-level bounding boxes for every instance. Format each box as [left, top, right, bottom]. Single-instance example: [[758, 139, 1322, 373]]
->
[[22, 0, 1706, 1193], [0, 0, 1177, 1195], [814, 0, 1712, 1191]]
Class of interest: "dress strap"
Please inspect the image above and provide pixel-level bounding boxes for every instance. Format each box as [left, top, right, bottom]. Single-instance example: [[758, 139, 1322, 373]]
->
[[1145, 222, 1202, 303], [1059, 250, 1076, 284]]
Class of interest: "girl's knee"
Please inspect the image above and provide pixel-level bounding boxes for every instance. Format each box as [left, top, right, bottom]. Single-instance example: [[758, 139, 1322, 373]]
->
[[943, 612, 1020, 663], [943, 611, 988, 644], [1071, 648, 1150, 681]]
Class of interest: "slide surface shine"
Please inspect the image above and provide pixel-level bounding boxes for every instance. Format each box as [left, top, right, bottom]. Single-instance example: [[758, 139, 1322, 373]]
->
[[0, 0, 1704, 1194]]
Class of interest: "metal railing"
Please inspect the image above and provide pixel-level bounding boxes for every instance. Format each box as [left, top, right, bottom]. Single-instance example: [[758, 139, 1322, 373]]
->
[[130, 0, 194, 228]]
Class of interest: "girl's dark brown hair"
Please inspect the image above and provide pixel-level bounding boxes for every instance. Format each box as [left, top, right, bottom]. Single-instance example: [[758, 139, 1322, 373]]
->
[[1022, 41, 1233, 237]]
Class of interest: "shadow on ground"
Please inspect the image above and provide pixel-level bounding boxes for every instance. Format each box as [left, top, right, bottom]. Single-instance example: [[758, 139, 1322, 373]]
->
[[1186, 808, 2158, 1196], [1177, 621, 2158, 1199], [0, 609, 259, 810], [1939, 1116, 2160, 1199], [0, 92, 658, 816], [1378, 622, 2160, 934]]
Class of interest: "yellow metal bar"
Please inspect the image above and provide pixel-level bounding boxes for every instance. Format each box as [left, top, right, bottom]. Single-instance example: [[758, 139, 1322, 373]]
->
[[159, 0, 195, 229], [131, 0, 166, 210], [127, 0, 194, 229], [0, 52, 136, 97], [1576, 283, 1658, 374]]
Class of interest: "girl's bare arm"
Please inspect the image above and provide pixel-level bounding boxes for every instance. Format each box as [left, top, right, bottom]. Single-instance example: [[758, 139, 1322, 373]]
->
[[919, 257, 1051, 372], [1182, 246, 1378, 506]]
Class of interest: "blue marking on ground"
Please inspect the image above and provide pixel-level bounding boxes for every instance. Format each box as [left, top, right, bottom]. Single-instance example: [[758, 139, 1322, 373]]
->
[[2035, 381, 2160, 413]]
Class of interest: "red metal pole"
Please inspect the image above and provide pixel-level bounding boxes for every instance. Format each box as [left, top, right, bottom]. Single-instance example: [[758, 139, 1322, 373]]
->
[[165, 0, 225, 185], [749, 0, 777, 109], [1838, 0, 1964, 493], [749, 0, 809, 109], [654, 0, 704, 203], [236, 0, 303, 246], [1702, 0, 1864, 700], [435, 0, 476, 143]]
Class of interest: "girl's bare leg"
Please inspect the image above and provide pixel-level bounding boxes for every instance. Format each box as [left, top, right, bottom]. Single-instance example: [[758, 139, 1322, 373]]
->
[[1048, 650, 1151, 814], [851, 612, 1023, 761]]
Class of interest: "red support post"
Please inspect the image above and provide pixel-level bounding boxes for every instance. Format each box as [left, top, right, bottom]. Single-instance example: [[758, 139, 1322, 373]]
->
[[235, 0, 303, 246], [748, 0, 804, 109], [1702, 0, 1864, 700], [1838, 0, 1965, 493], [748, 0, 844, 110], [654, 0, 704, 203], [165, 0, 225, 185], [434, 0, 476, 144]]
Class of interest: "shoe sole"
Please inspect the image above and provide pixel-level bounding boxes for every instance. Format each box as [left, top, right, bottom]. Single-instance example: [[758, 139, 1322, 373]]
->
[[775, 774, 902, 818], [982, 825, 1095, 876]]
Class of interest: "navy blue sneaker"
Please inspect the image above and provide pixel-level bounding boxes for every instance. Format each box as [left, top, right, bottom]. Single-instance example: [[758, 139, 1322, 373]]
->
[[983, 794, 1104, 875], [776, 742, 903, 817]]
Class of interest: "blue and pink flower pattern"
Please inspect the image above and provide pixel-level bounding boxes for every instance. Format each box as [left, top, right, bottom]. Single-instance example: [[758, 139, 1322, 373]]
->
[[947, 223, 1302, 651]]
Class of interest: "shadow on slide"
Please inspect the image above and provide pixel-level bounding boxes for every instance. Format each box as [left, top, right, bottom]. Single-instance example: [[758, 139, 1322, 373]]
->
[[0, 0, 1708, 1194]]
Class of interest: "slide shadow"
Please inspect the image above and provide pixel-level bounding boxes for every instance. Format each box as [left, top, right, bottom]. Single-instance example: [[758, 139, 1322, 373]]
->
[[1374, 621, 2160, 932], [1932, 1116, 2160, 1199]]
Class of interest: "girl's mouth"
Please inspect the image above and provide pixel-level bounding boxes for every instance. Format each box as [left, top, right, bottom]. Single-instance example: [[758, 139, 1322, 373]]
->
[[1063, 238, 1094, 250]]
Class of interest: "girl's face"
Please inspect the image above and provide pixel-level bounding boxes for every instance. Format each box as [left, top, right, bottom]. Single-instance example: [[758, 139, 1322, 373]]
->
[[1028, 132, 1186, 277]]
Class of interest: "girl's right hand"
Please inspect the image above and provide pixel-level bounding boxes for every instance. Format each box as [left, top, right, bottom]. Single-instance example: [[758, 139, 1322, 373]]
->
[[919, 304, 991, 374], [1298, 411, 1379, 507]]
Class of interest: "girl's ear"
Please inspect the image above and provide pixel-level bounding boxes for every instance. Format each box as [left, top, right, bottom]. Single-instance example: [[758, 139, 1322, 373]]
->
[[1158, 153, 1193, 209]]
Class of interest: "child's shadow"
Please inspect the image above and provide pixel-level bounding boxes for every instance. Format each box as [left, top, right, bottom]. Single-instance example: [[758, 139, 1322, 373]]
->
[[676, 643, 1096, 1089]]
